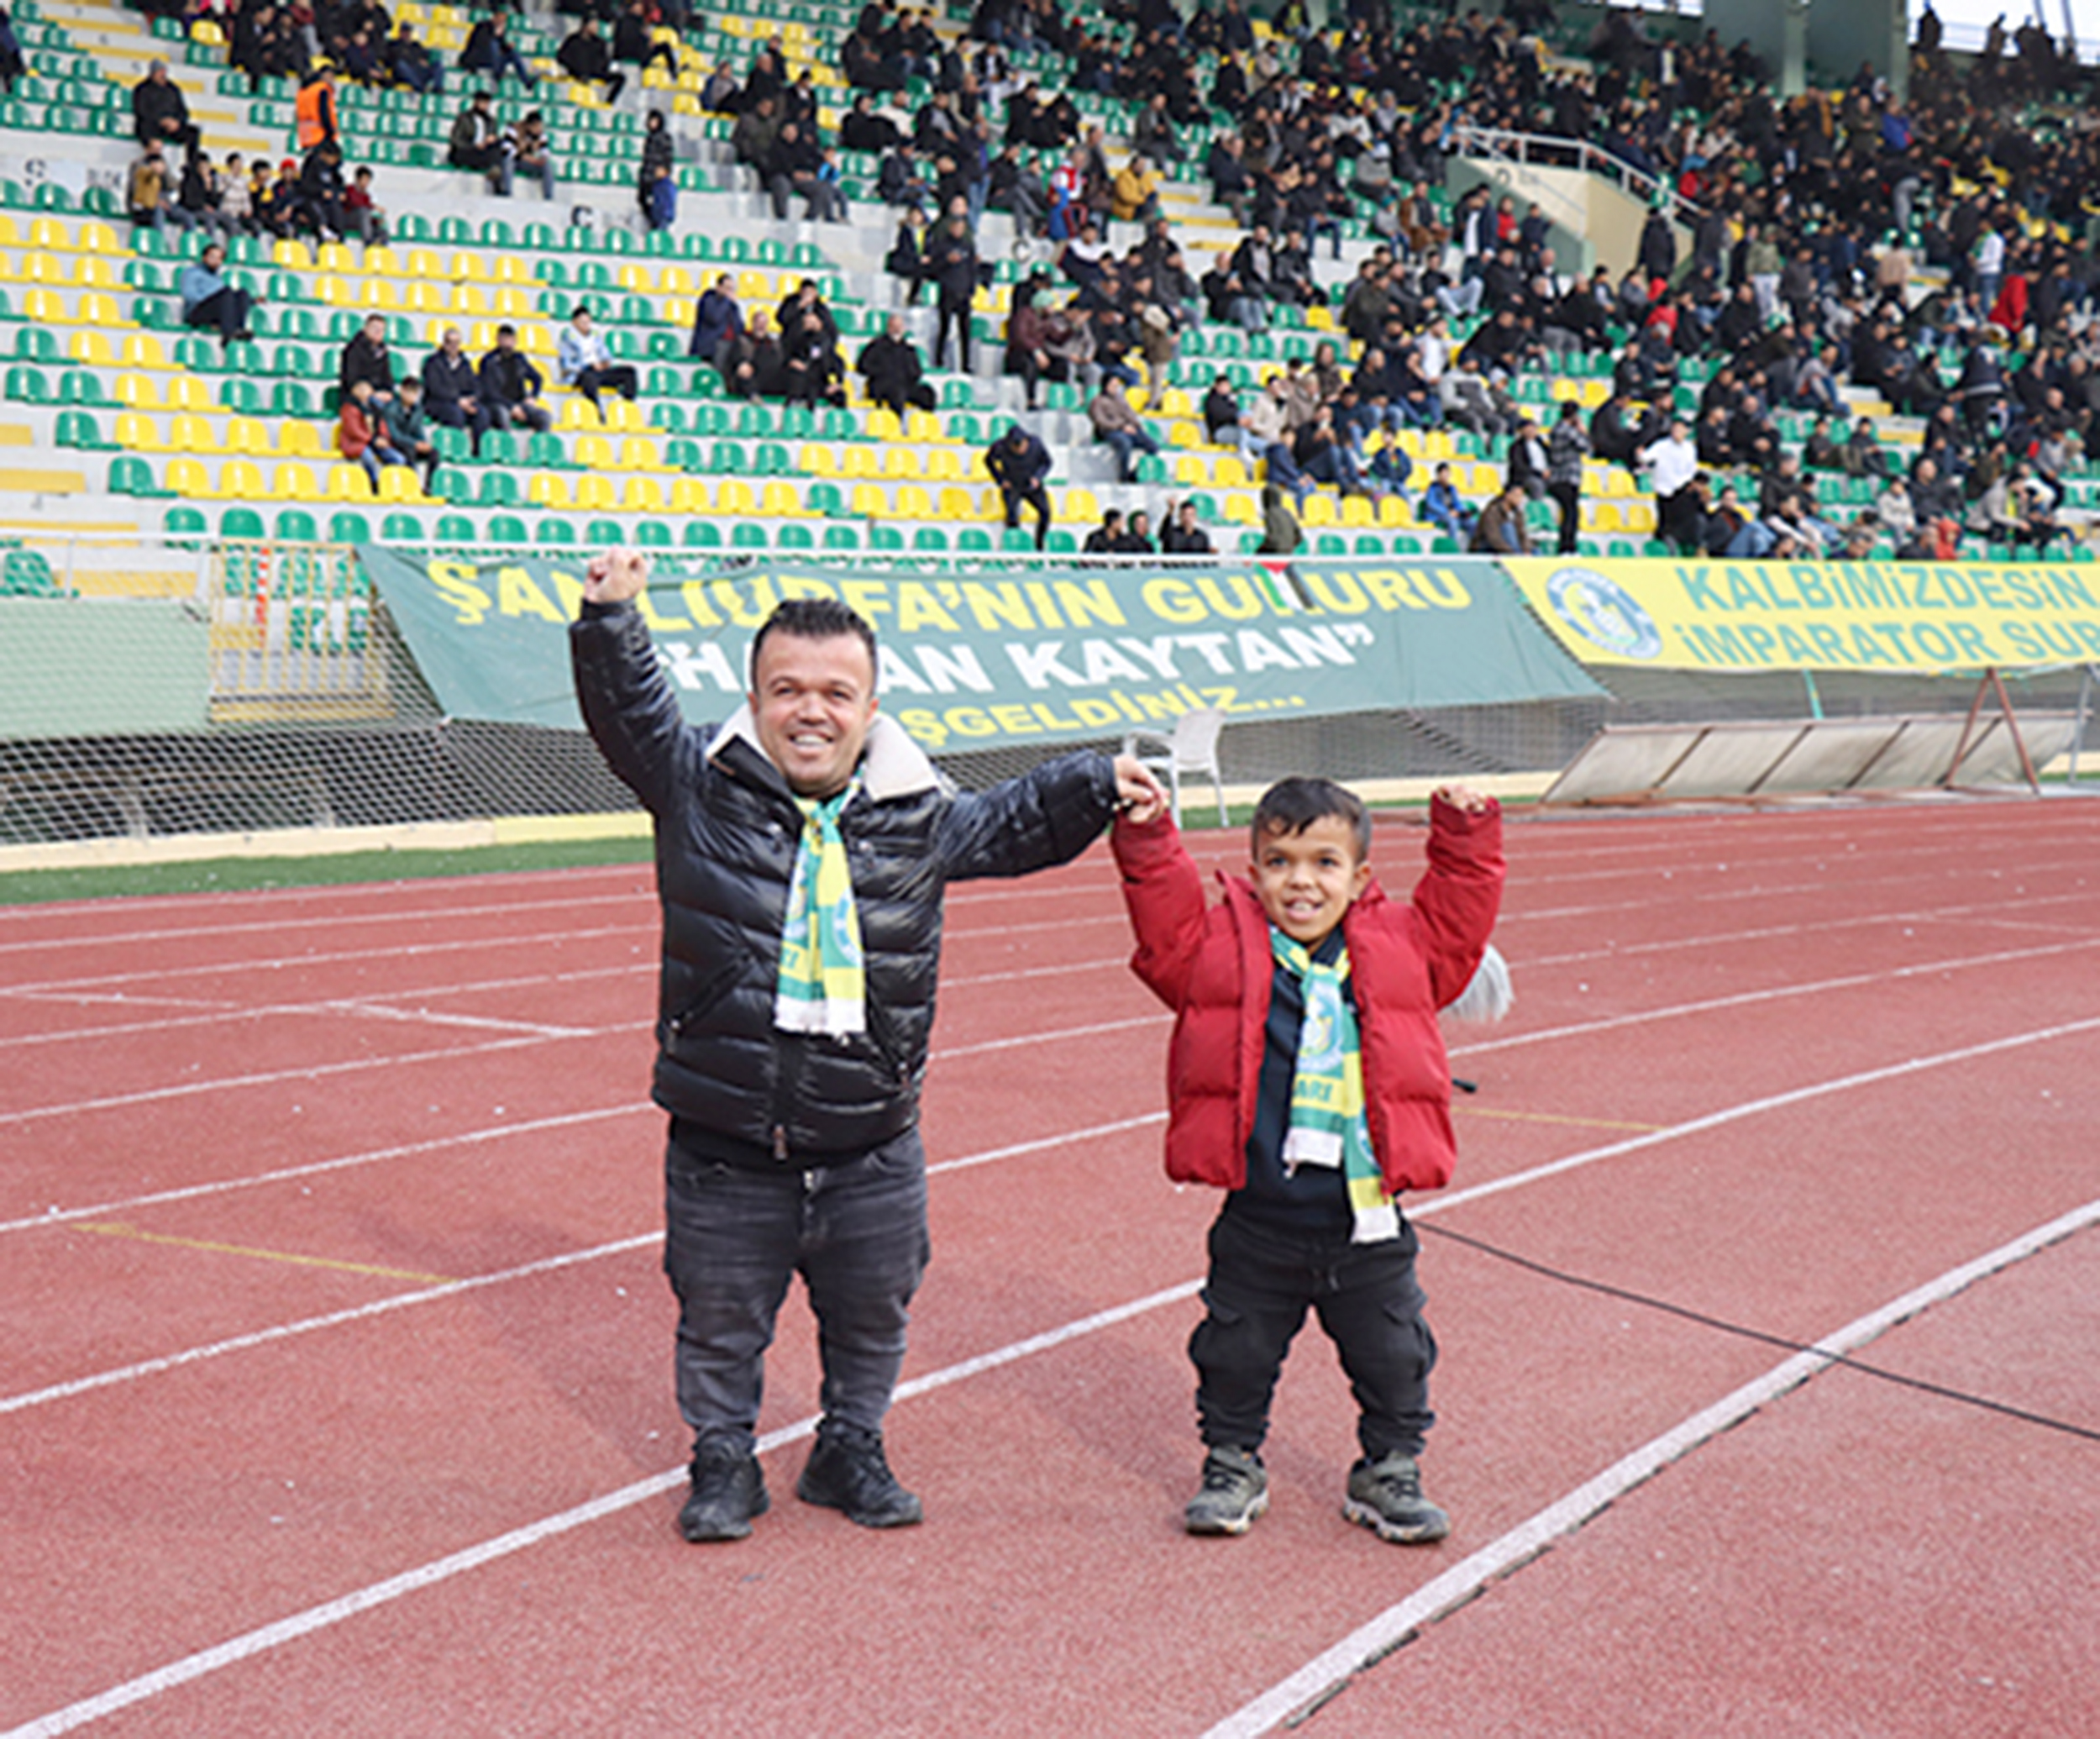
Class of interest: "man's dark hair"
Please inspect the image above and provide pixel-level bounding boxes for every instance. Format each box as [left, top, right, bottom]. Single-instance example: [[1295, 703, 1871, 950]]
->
[[749, 596, 878, 684], [1251, 776, 1371, 861]]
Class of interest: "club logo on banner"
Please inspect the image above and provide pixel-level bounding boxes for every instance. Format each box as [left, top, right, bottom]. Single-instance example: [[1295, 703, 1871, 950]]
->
[[1542, 566, 1665, 661]]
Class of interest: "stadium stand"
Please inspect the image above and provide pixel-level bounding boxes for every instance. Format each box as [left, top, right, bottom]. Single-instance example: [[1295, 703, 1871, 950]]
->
[[0, 0, 2092, 567]]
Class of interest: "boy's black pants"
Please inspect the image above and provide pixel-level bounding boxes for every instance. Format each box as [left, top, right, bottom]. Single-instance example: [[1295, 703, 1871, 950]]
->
[[1191, 1206, 1437, 1462]]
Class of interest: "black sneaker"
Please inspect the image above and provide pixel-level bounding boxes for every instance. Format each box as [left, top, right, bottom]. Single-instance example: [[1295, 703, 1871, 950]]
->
[[795, 1423, 923, 1528], [1342, 1451, 1450, 1544], [678, 1438, 769, 1542], [1184, 1445, 1268, 1536]]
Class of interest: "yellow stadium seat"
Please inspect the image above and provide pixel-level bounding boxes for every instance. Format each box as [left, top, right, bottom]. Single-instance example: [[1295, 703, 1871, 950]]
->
[[273, 239, 315, 271], [276, 461, 323, 501], [617, 264, 652, 294], [934, 485, 979, 520], [1340, 495, 1375, 528], [77, 270, 123, 302], [573, 433, 615, 470], [528, 473, 573, 511], [1168, 419, 1203, 449], [327, 463, 375, 501], [27, 218, 67, 251], [850, 482, 887, 518], [603, 397, 646, 433], [448, 250, 485, 282], [620, 436, 665, 471], [904, 410, 942, 444], [492, 255, 533, 286], [658, 267, 698, 297], [165, 376, 213, 411], [222, 418, 272, 455], [356, 279, 402, 311], [1222, 493, 1258, 525], [924, 449, 964, 482], [864, 407, 901, 444], [880, 444, 917, 481], [407, 281, 450, 314], [114, 409, 165, 449], [622, 475, 668, 513], [165, 456, 213, 497], [735, 270, 772, 302], [1378, 494, 1411, 528], [365, 247, 402, 277], [754, 481, 800, 516], [491, 287, 536, 318], [123, 334, 174, 370], [1174, 454, 1208, 487], [892, 483, 933, 518], [407, 248, 445, 280], [557, 397, 600, 432], [575, 475, 617, 512], [317, 242, 360, 274], [1302, 493, 1337, 527], [276, 422, 327, 459], [0, 214, 22, 247], [842, 445, 882, 480], [1063, 486, 1100, 523], [377, 465, 429, 504], [218, 458, 267, 500], [313, 274, 354, 307], [69, 331, 117, 367], [22, 286, 67, 323], [669, 478, 710, 513], [1214, 456, 1251, 488], [169, 413, 219, 454], [716, 478, 755, 514]]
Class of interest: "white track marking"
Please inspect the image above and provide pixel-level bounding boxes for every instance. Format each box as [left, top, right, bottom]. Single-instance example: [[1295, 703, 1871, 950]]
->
[[0, 1113, 1173, 1415], [1196, 1193, 2100, 1739], [936, 1014, 1169, 1059], [0, 1105, 652, 1236], [0, 1280, 1202, 1739]]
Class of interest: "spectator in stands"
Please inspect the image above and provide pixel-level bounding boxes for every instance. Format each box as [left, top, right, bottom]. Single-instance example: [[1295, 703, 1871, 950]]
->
[[127, 143, 195, 234], [718, 309, 783, 399], [423, 327, 493, 445], [448, 92, 505, 187], [1200, 372, 1239, 446], [179, 240, 255, 346], [1468, 482, 1533, 554], [558, 307, 638, 417], [295, 142, 349, 243], [925, 213, 980, 371], [1640, 419, 1704, 554], [699, 60, 740, 113], [462, 12, 535, 87], [218, 153, 253, 234], [294, 69, 339, 154], [340, 313, 397, 408], [690, 275, 741, 365], [1158, 499, 1213, 555], [496, 112, 557, 201], [480, 325, 551, 434], [336, 378, 404, 490], [1256, 481, 1300, 556], [765, 119, 846, 223], [1418, 462, 1477, 544], [381, 377, 439, 490], [781, 309, 848, 410], [1119, 510, 1157, 555], [615, 0, 679, 81], [1546, 400, 1588, 556], [857, 313, 935, 416], [558, 18, 623, 104], [640, 110, 678, 231], [176, 144, 231, 239], [1082, 508, 1126, 556], [885, 206, 927, 304], [389, 24, 443, 96], [0, 7, 24, 95], [1004, 285, 1060, 412], [1088, 378, 1161, 483], [342, 165, 388, 244], [985, 422, 1053, 549], [134, 59, 199, 151]]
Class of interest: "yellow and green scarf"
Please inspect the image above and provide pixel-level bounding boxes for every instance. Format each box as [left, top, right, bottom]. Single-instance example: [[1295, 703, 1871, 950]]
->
[[1271, 929, 1400, 1244], [774, 781, 865, 1037]]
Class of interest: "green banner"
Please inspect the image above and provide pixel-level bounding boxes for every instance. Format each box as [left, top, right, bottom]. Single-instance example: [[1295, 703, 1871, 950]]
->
[[360, 552, 1604, 748], [0, 597, 211, 741]]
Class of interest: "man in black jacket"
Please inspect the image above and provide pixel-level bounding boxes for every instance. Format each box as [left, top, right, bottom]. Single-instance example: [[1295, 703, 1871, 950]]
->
[[856, 313, 934, 415], [422, 326, 492, 443], [572, 563, 1163, 1544]]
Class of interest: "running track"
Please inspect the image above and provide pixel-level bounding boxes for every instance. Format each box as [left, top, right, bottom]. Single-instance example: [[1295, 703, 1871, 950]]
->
[[3, 799, 2097, 1737]]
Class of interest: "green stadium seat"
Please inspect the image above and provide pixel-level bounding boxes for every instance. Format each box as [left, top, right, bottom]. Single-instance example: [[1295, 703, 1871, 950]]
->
[[12, 326, 58, 362], [635, 520, 672, 548], [270, 381, 315, 417], [0, 549, 57, 595], [730, 523, 768, 549], [274, 508, 318, 541], [487, 514, 529, 544], [911, 527, 949, 552], [165, 506, 207, 535], [476, 470, 522, 508], [6, 364, 51, 403], [821, 523, 863, 552], [58, 370, 113, 407], [220, 506, 266, 539], [868, 524, 905, 551], [56, 408, 115, 450], [110, 455, 172, 498], [778, 523, 815, 549], [328, 511, 372, 545], [381, 512, 424, 542], [433, 513, 476, 543], [681, 520, 722, 548]]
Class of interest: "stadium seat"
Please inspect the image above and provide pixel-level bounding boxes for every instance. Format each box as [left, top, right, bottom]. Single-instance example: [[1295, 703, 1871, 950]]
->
[[220, 507, 266, 539], [328, 510, 373, 544], [681, 520, 722, 548]]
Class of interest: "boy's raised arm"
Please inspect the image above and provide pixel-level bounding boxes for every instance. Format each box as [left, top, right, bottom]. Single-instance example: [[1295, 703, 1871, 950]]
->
[[570, 551, 694, 818], [1410, 784, 1505, 1010], [1111, 808, 1210, 1010]]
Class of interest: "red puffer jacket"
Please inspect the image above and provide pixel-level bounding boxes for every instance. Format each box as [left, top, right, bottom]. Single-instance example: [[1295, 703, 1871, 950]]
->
[[1112, 796, 1504, 1195]]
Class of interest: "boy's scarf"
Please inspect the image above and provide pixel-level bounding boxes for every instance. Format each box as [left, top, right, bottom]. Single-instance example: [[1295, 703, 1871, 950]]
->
[[775, 781, 865, 1037], [1270, 929, 1399, 1244]]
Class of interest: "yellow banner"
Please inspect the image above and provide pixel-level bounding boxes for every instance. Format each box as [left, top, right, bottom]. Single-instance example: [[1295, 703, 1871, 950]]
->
[[1504, 558, 2100, 673]]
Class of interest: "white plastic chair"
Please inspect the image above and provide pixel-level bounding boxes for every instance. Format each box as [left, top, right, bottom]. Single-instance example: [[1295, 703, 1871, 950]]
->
[[1124, 707, 1227, 827]]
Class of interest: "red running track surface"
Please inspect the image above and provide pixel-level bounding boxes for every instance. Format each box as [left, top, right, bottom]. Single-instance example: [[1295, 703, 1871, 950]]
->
[[3, 799, 2097, 1737]]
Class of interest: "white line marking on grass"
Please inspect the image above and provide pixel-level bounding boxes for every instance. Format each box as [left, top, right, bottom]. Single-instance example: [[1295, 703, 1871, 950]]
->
[[0, 1279, 1203, 1739], [1196, 1192, 2100, 1739]]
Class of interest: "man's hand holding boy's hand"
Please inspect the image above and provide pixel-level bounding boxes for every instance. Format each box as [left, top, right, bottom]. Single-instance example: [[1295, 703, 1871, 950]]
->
[[582, 549, 650, 606], [1113, 755, 1169, 826], [1434, 782, 1494, 815]]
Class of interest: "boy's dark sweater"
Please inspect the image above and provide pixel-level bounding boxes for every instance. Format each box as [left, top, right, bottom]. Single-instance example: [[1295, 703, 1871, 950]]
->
[[1223, 927, 1352, 1237]]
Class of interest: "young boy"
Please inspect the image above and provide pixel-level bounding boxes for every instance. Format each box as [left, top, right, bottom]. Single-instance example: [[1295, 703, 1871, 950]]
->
[[1113, 775, 1503, 1542]]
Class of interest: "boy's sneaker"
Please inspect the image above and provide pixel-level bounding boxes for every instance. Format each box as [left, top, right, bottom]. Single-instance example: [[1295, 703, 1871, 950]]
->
[[1184, 1446, 1269, 1536], [1343, 1452, 1450, 1544], [679, 1438, 769, 1542], [796, 1422, 924, 1528]]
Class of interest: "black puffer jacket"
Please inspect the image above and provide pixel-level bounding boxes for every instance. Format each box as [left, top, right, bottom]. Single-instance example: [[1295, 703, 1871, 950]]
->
[[572, 603, 1119, 1165]]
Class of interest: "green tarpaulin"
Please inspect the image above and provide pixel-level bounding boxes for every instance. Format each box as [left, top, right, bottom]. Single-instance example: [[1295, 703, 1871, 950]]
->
[[360, 552, 1605, 749]]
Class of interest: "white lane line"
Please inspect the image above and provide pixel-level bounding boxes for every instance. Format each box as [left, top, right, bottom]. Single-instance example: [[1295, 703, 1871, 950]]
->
[[8, 1018, 2100, 1730], [0, 1279, 1202, 1739], [0, 1114, 1173, 1413], [0, 1105, 652, 1237], [1429, 1014, 2100, 1215], [1449, 933, 2100, 1060], [1196, 1192, 2100, 1739], [936, 1015, 1168, 1059]]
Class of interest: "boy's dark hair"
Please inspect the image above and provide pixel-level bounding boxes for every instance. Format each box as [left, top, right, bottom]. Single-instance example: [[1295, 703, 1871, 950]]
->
[[1251, 776, 1371, 861], [748, 596, 879, 683]]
